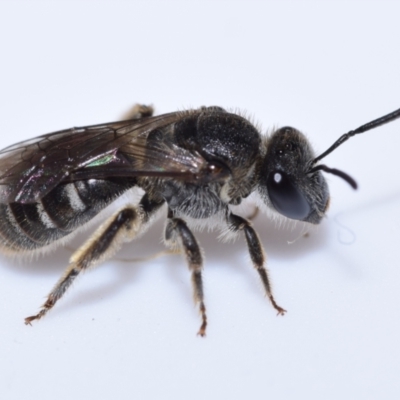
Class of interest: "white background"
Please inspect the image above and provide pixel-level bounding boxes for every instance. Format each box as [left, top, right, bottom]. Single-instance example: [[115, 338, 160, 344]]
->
[[0, 1, 400, 399]]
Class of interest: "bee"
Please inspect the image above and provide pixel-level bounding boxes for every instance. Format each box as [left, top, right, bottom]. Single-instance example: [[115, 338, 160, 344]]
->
[[0, 104, 399, 336]]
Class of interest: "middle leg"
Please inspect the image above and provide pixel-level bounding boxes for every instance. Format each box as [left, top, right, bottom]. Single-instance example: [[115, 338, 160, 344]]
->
[[164, 212, 207, 337]]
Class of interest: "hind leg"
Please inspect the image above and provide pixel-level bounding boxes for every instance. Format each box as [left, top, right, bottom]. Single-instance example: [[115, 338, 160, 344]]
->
[[120, 103, 154, 120], [25, 195, 164, 324]]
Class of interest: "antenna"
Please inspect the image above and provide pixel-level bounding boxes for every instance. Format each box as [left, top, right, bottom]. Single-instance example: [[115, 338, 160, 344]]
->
[[312, 107, 400, 166]]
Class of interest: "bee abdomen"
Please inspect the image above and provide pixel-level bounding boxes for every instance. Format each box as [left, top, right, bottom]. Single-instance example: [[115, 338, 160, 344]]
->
[[0, 178, 136, 253]]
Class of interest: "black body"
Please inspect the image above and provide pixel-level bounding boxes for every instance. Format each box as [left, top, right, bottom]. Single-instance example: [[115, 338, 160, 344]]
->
[[0, 107, 328, 254], [4, 103, 371, 335]]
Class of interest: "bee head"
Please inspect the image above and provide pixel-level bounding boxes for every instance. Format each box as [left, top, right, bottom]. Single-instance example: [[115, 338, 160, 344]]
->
[[257, 106, 400, 224], [258, 127, 334, 224]]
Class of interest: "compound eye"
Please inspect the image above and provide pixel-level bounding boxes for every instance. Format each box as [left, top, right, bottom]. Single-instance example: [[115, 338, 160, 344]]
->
[[266, 171, 311, 220]]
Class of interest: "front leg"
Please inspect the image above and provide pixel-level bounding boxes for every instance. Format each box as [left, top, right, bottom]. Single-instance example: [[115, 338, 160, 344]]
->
[[227, 213, 286, 316], [164, 212, 207, 337]]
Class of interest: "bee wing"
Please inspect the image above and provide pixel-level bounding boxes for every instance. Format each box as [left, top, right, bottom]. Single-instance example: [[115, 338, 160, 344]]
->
[[0, 111, 211, 203]]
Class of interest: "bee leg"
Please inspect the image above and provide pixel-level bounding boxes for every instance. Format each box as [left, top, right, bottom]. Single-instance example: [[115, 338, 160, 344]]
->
[[25, 196, 164, 325], [120, 103, 154, 120], [165, 214, 207, 337], [227, 213, 287, 316]]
